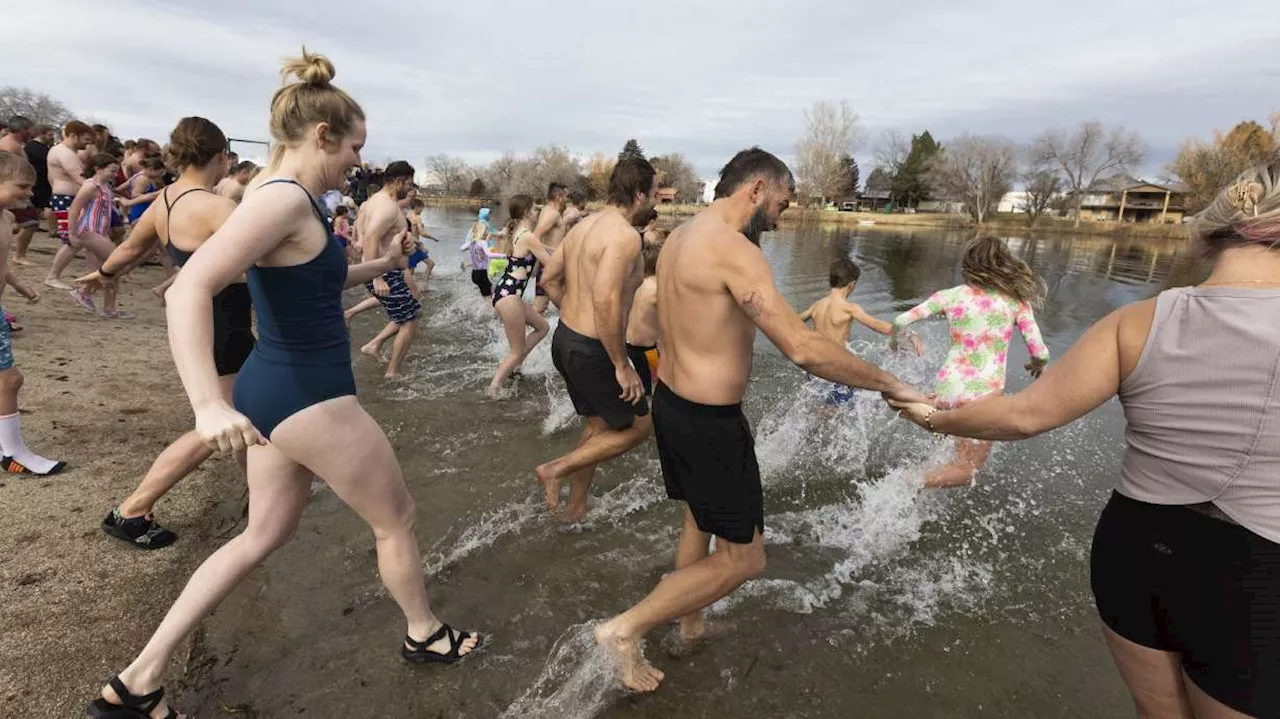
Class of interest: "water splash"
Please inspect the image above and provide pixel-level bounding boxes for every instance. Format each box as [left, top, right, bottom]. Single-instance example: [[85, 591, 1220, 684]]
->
[[500, 623, 626, 719]]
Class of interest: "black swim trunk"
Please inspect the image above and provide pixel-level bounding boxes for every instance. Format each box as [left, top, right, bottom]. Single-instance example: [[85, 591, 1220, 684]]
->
[[653, 383, 762, 545], [471, 269, 492, 297], [626, 343, 654, 396], [1091, 491, 1280, 717], [551, 322, 649, 430], [213, 283, 255, 376]]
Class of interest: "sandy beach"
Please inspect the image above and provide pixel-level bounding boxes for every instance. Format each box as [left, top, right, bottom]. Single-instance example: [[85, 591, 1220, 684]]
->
[[0, 234, 247, 718]]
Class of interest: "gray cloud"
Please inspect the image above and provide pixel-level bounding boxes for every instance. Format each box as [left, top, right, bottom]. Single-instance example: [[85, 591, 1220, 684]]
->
[[9, 0, 1280, 177]]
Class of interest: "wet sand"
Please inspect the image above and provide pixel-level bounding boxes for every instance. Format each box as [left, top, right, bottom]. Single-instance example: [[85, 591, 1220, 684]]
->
[[0, 235, 248, 717]]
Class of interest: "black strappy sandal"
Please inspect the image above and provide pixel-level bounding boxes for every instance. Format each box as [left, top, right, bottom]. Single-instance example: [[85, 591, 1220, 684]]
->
[[86, 676, 178, 718], [402, 623, 479, 665]]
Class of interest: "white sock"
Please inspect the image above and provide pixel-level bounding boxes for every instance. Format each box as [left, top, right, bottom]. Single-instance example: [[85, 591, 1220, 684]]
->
[[0, 412, 62, 474]]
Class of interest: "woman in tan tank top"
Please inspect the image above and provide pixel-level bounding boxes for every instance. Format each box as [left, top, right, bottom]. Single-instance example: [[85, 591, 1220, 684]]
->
[[893, 162, 1280, 719]]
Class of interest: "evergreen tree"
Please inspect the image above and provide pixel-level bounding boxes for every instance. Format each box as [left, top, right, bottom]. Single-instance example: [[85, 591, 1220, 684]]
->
[[891, 131, 941, 207], [618, 139, 647, 163]]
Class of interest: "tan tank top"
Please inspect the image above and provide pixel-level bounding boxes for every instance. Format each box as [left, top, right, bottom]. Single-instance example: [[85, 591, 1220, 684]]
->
[[1118, 286, 1280, 542]]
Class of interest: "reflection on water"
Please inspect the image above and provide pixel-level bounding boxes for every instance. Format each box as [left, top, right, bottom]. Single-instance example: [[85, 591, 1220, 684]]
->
[[197, 207, 1211, 718]]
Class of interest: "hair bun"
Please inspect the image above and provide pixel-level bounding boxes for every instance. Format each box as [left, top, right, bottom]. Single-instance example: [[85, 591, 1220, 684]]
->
[[281, 47, 335, 87]]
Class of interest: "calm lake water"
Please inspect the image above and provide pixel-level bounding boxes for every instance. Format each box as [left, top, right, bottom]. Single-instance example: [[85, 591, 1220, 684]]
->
[[186, 208, 1208, 718]]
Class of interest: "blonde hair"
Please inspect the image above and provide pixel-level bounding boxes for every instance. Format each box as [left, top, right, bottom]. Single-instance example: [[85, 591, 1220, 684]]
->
[[1192, 160, 1280, 254], [266, 48, 364, 171], [0, 152, 36, 183], [961, 236, 1045, 308]]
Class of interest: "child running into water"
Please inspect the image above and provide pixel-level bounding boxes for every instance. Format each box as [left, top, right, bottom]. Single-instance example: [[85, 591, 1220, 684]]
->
[[800, 257, 922, 404], [0, 153, 65, 475], [332, 204, 355, 260], [460, 207, 496, 298], [891, 236, 1050, 488], [487, 194, 551, 397]]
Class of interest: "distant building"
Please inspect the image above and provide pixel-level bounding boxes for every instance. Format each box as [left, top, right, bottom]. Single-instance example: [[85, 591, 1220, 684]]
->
[[655, 187, 679, 204], [1070, 175, 1187, 224], [917, 199, 966, 214], [857, 189, 892, 212], [998, 191, 1029, 214]]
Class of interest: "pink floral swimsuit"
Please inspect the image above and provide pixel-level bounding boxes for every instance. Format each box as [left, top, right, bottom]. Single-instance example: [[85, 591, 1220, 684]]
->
[[893, 284, 1050, 408]]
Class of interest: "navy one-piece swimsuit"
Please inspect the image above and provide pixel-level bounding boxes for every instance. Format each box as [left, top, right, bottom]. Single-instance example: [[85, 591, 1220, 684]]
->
[[232, 179, 356, 439]]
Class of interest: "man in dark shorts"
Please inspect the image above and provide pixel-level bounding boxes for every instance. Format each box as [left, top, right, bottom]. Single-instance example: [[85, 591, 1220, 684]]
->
[[590, 148, 929, 692], [531, 182, 568, 315], [19, 125, 55, 263], [537, 158, 657, 523]]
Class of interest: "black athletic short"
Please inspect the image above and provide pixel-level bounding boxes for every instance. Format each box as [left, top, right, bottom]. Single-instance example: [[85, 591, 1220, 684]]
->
[[471, 269, 492, 297], [213, 283, 255, 376], [551, 322, 649, 430], [1091, 491, 1280, 717], [626, 343, 654, 396], [653, 383, 763, 545]]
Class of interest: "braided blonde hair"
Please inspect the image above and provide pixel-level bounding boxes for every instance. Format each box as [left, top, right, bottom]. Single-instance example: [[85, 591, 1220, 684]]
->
[[1193, 161, 1280, 254]]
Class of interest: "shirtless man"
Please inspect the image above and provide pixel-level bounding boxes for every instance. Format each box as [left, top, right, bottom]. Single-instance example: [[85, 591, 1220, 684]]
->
[[356, 160, 419, 378], [527, 182, 568, 314], [563, 190, 587, 230], [592, 148, 929, 692], [536, 159, 656, 522], [44, 120, 94, 289], [0, 117, 41, 260], [214, 161, 256, 203]]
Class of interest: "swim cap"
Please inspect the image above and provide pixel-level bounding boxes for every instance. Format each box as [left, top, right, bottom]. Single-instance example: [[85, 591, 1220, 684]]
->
[[478, 207, 490, 222]]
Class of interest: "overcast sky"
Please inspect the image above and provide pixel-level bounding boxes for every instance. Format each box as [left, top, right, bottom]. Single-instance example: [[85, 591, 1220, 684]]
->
[[10, 0, 1280, 179]]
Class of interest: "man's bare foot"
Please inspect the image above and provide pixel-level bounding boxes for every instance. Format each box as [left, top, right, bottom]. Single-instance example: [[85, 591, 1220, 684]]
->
[[666, 618, 737, 657], [535, 463, 561, 512], [13, 257, 32, 266], [360, 343, 386, 363], [44, 278, 72, 290], [562, 500, 588, 524], [385, 370, 402, 379], [594, 622, 663, 693]]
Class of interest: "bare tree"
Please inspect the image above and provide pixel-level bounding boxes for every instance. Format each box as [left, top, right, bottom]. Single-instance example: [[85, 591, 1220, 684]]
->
[[1034, 121, 1146, 227], [425, 154, 472, 195], [1021, 167, 1063, 227], [482, 151, 519, 198], [0, 86, 73, 128], [651, 153, 702, 203], [584, 152, 615, 201], [873, 129, 910, 175], [926, 134, 1018, 224], [795, 100, 864, 204]]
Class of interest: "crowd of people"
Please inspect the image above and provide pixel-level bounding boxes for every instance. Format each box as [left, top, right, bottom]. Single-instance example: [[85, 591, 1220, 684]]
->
[[1, 47, 1276, 719]]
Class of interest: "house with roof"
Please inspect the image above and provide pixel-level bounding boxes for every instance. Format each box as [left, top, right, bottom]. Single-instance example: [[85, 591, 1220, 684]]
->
[[1071, 175, 1188, 224]]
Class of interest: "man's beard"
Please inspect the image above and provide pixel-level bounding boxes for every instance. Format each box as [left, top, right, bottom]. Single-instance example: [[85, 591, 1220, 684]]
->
[[742, 206, 771, 246]]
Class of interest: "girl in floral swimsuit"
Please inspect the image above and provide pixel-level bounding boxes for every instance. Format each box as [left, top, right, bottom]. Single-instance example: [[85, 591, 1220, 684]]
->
[[892, 236, 1050, 488]]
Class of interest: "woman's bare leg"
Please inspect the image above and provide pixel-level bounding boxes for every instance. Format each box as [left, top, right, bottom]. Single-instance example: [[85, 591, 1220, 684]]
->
[[269, 396, 479, 653], [489, 298, 532, 394], [1101, 624, 1195, 719], [104, 444, 312, 718]]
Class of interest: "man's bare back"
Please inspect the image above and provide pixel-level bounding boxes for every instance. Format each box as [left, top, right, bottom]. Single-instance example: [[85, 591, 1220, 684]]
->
[[535, 204, 567, 252], [48, 144, 83, 196], [556, 207, 644, 339], [214, 177, 245, 203]]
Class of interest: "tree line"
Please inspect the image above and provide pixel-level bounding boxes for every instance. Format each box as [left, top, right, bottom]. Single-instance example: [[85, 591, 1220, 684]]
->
[[426, 138, 702, 204], [6, 85, 1275, 223], [795, 100, 1280, 227]]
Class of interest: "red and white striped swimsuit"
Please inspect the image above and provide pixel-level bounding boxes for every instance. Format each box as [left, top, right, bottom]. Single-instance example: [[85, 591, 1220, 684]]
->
[[76, 178, 114, 236]]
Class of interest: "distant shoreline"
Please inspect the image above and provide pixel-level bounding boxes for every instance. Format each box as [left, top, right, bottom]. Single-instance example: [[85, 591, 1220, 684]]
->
[[422, 197, 1190, 240]]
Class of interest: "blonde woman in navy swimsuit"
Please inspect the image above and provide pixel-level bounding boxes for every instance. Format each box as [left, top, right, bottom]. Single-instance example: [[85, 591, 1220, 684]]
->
[[89, 50, 479, 719]]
